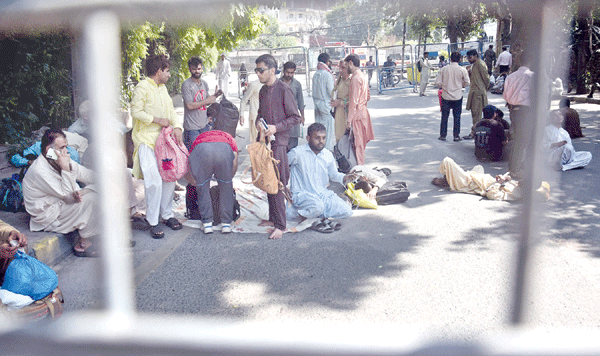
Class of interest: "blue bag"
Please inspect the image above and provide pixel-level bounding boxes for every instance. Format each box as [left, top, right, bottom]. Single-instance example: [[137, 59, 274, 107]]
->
[[1, 251, 58, 300]]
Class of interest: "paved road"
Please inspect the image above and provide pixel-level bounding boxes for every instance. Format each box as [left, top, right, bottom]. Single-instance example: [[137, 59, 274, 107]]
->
[[54, 78, 600, 340]]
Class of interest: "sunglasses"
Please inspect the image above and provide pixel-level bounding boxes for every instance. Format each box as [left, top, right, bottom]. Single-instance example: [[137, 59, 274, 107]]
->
[[254, 67, 269, 74]]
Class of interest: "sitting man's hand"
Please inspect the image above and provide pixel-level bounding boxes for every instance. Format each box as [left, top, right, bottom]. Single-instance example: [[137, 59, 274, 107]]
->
[[367, 186, 379, 200], [0, 230, 28, 259]]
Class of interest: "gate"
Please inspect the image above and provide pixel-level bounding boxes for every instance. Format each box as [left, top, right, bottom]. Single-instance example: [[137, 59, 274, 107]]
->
[[377, 44, 415, 94]]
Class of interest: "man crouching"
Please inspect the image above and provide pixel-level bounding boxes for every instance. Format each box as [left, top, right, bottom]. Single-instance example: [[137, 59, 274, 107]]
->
[[287, 123, 353, 232]]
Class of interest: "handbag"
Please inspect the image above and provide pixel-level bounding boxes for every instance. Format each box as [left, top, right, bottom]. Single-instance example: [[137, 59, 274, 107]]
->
[[333, 128, 357, 174], [241, 131, 282, 195], [2, 287, 64, 321], [154, 126, 189, 182]]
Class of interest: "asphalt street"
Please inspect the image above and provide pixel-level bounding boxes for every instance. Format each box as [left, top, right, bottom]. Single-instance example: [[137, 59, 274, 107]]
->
[[53, 75, 600, 340]]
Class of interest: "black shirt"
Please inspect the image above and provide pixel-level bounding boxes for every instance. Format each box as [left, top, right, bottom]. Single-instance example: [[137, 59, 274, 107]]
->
[[474, 119, 506, 161]]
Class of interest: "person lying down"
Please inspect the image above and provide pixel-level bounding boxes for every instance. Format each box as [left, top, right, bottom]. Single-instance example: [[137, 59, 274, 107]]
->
[[431, 157, 549, 201]]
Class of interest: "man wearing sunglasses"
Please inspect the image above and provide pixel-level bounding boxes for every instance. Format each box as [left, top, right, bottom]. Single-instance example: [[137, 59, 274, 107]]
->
[[254, 54, 302, 240]]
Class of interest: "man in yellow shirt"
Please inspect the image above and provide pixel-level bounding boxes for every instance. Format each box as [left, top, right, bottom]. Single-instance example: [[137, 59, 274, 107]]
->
[[131, 55, 184, 239]]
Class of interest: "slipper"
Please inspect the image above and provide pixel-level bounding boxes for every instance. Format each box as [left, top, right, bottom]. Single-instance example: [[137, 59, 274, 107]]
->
[[163, 217, 182, 230], [309, 220, 334, 233], [73, 244, 100, 258], [150, 224, 165, 239], [131, 216, 149, 231], [322, 219, 342, 231]]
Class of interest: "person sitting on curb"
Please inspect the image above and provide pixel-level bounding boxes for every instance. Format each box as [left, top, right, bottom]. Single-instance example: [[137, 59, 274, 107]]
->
[[431, 157, 549, 201], [22, 129, 100, 257], [287, 123, 354, 233]]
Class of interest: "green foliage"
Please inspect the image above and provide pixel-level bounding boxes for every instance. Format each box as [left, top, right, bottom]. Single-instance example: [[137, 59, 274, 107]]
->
[[0, 34, 73, 144], [238, 14, 297, 49], [121, 5, 266, 105], [325, 1, 383, 46]]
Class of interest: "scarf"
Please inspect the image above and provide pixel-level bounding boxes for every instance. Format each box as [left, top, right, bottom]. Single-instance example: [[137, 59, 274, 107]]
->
[[317, 61, 333, 75]]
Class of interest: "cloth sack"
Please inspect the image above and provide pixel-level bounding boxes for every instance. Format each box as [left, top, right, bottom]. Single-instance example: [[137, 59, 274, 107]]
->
[[208, 98, 239, 138], [334, 129, 357, 174], [345, 182, 377, 209], [242, 132, 282, 195], [376, 181, 410, 205], [2, 251, 58, 301], [1, 287, 64, 321], [154, 126, 189, 182]]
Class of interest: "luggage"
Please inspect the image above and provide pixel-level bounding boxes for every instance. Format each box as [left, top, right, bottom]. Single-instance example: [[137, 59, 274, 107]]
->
[[185, 184, 201, 220], [2, 250, 58, 300], [242, 132, 282, 195], [0, 176, 25, 213], [333, 129, 357, 174], [154, 126, 189, 182], [186, 184, 240, 223], [376, 181, 410, 205], [1, 287, 64, 322], [208, 98, 239, 138]]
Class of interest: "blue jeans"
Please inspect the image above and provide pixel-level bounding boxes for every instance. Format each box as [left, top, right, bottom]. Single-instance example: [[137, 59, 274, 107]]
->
[[440, 97, 462, 138], [184, 124, 212, 151]]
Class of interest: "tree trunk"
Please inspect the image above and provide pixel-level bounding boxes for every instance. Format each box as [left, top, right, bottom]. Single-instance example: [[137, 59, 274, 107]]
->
[[575, 6, 593, 94]]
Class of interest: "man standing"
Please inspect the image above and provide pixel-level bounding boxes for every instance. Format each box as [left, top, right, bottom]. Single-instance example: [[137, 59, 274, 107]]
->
[[255, 54, 301, 240], [419, 52, 431, 96], [503, 60, 534, 176], [496, 46, 512, 74], [131, 55, 183, 239], [434, 51, 470, 142], [288, 123, 353, 222], [345, 53, 374, 165], [239, 79, 262, 142], [280, 61, 305, 151], [22, 129, 99, 257], [216, 53, 231, 97], [181, 56, 218, 150], [483, 45, 496, 76], [312, 52, 336, 152], [365, 55, 375, 88], [464, 49, 490, 140]]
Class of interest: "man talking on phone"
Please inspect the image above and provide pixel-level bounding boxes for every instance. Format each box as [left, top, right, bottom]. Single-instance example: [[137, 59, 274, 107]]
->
[[254, 54, 301, 240], [22, 129, 100, 257]]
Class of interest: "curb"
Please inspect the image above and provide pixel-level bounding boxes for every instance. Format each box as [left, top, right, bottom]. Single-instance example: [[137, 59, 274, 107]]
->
[[29, 233, 73, 267]]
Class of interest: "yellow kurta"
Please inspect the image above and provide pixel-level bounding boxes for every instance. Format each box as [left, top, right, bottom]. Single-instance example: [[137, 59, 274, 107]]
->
[[130, 78, 182, 179], [333, 77, 350, 141]]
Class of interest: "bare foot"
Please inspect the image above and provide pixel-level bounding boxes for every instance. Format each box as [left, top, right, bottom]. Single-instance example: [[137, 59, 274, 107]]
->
[[73, 237, 92, 253], [259, 220, 274, 227], [268, 228, 283, 239]]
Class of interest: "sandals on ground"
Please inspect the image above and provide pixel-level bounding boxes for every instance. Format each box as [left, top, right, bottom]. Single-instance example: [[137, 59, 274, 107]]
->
[[309, 219, 334, 233], [150, 224, 165, 239], [73, 244, 100, 258], [322, 218, 342, 231], [163, 217, 182, 230]]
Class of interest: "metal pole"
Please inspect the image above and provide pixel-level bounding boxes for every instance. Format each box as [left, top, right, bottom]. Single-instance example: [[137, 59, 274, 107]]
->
[[83, 11, 135, 321]]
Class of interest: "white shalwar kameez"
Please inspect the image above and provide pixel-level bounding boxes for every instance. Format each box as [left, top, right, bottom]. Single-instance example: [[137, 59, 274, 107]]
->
[[542, 125, 592, 171]]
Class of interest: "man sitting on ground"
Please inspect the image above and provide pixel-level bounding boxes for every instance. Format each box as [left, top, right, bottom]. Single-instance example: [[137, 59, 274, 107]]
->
[[474, 105, 508, 162], [542, 110, 592, 171], [22, 129, 100, 257], [287, 123, 353, 230]]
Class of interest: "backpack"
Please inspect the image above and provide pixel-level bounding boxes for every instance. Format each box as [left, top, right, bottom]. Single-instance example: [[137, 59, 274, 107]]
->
[[0, 170, 26, 213], [154, 126, 189, 182], [208, 98, 239, 138], [417, 59, 422, 72], [333, 129, 357, 173], [185, 184, 240, 223], [376, 181, 410, 205], [242, 132, 282, 195]]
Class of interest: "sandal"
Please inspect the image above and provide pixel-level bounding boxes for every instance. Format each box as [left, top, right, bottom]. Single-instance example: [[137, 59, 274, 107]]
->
[[73, 244, 100, 258], [322, 218, 342, 231], [309, 220, 334, 233], [163, 217, 182, 231], [150, 224, 165, 239]]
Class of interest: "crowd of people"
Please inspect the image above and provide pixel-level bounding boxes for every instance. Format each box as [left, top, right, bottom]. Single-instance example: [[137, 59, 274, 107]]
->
[[5, 44, 593, 260]]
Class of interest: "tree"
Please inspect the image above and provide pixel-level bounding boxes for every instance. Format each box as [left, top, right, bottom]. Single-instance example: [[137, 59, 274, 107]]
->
[[325, 1, 384, 46], [238, 15, 298, 49]]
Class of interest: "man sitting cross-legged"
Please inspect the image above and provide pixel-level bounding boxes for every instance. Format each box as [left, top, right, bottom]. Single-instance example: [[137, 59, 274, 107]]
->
[[287, 123, 353, 232]]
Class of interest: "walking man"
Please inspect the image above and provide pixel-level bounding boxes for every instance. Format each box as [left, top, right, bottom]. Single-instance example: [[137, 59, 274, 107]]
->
[[366, 55, 375, 88], [419, 52, 431, 96], [280, 61, 305, 150], [496, 46, 512, 74], [131, 55, 183, 239], [216, 53, 231, 97], [464, 49, 490, 139], [483, 45, 496, 76], [434, 51, 470, 142], [312, 52, 336, 152], [181, 56, 218, 149], [345, 53, 374, 165], [255, 54, 301, 240]]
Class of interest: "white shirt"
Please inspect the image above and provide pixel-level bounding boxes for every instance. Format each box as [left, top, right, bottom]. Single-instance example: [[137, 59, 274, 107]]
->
[[496, 51, 512, 67]]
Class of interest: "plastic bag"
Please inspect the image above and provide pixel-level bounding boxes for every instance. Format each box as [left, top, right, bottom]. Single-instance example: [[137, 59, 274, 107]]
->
[[1, 251, 58, 301], [345, 182, 378, 209], [0, 289, 34, 310]]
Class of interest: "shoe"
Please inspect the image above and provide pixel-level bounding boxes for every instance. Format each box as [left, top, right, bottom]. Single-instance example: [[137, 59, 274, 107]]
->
[[463, 133, 475, 140], [163, 217, 182, 230], [149, 224, 164, 239], [454, 136, 462, 142], [221, 223, 231, 234], [438, 136, 446, 141], [203, 223, 213, 234]]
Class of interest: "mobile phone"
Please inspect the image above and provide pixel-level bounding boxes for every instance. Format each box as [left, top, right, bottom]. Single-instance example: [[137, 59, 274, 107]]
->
[[258, 118, 275, 142], [46, 147, 58, 160]]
